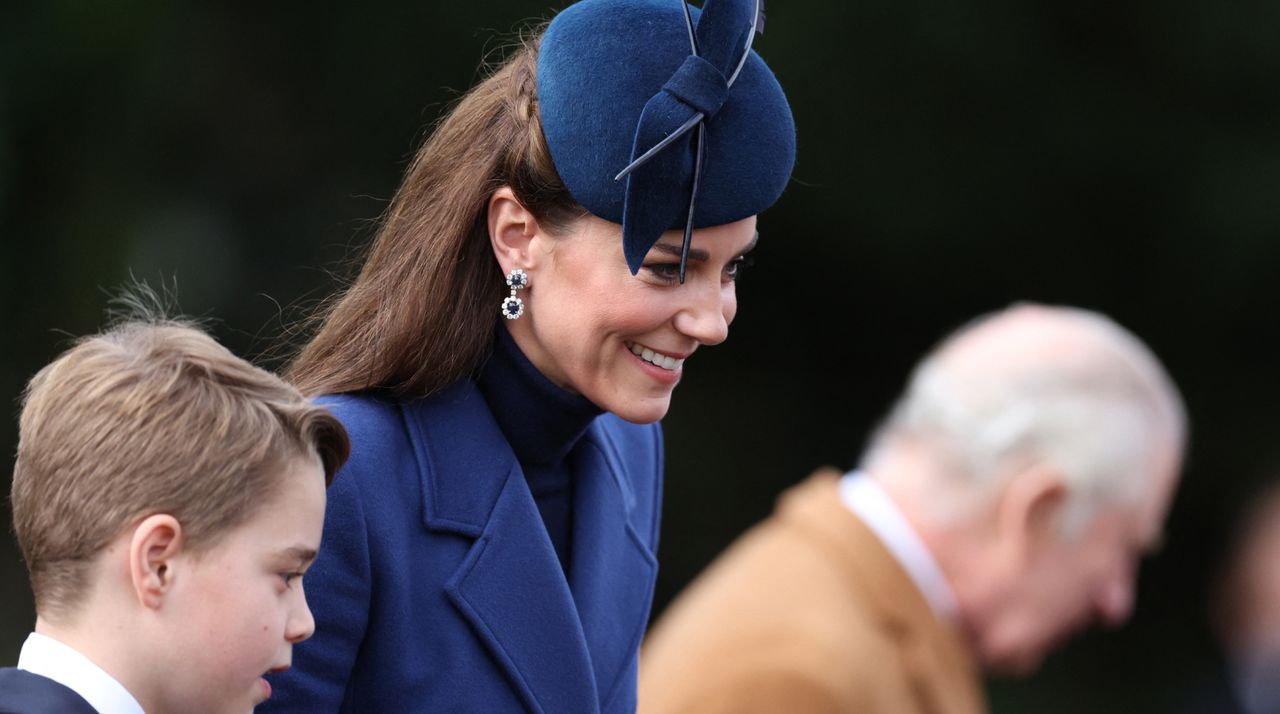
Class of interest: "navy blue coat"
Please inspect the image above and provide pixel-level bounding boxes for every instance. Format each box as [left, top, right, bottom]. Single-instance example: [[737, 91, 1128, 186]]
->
[[0, 669, 98, 714], [262, 380, 663, 713]]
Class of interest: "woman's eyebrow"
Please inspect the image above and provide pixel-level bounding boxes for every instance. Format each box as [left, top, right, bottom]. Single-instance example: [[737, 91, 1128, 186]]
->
[[652, 243, 709, 262], [651, 230, 759, 262]]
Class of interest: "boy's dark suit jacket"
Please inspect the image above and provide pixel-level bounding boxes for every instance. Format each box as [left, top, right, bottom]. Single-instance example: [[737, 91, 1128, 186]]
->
[[0, 668, 98, 714]]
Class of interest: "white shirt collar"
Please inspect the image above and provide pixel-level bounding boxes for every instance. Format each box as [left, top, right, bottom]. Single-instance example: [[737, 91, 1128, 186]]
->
[[838, 470, 959, 622], [17, 632, 146, 714]]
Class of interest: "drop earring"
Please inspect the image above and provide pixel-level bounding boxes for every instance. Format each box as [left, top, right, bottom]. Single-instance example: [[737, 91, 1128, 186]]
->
[[501, 268, 528, 320]]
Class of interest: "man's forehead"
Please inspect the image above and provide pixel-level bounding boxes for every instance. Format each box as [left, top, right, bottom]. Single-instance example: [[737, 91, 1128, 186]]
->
[[1127, 482, 1176, 554], [1143, 449, 1183, 546]]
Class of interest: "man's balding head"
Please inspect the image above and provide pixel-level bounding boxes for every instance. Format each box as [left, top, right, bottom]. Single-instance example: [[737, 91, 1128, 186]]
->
[[865, 303, 1184, 529], [862, 304, 1186, 674]]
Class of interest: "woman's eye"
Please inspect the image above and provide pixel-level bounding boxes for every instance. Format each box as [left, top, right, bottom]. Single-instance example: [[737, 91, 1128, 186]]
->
[[643, 263, 681, 282], [726, 254, 754, 281]]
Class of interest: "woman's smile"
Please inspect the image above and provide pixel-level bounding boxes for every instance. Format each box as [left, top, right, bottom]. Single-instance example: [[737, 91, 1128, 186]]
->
[[627, 341, 688, 371], [626, 341, 687, 386], [501, 211, 755, 424]]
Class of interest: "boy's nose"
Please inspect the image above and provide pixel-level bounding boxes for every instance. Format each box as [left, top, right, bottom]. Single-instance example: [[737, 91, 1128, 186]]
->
[[287, 592, 317, 643]]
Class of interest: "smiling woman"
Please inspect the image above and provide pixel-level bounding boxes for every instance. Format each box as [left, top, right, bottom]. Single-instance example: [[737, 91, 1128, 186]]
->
[[259, 0, 794, 712], [495, 203, 759, 424]]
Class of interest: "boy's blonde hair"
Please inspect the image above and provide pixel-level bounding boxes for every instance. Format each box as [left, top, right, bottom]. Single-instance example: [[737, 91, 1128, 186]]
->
[[11, 318, 350, 621]]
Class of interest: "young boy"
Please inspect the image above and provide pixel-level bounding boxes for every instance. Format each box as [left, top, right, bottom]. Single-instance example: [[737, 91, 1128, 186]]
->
[[2, 316, 349, 714]]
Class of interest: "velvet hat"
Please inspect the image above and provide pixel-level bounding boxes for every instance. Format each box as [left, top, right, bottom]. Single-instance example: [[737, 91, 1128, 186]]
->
[[537, 0, 795, 278]]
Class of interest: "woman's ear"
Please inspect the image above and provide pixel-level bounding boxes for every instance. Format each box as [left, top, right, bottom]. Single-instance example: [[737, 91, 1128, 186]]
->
[[488, 187, 542, 274], [128, 514, 184, 610]]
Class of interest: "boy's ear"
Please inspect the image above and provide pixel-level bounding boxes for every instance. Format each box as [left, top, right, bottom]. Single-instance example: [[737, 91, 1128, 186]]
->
[[994, 463, 1068, 567], [488, 186, 543, 275], [128, 514, 184, 609]]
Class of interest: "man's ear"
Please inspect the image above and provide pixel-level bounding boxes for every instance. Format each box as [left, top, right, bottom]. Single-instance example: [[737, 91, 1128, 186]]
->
[[128, 514, 184, 610], [994, 463, 1068, 567], [488, 186, 542, 275]]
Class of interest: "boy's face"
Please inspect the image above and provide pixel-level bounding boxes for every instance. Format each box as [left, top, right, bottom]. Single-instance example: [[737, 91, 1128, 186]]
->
[[159, 455, 326, 714]]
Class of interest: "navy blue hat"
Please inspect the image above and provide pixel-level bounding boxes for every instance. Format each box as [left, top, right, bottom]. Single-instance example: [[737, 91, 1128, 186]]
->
[[538, 0, 795, 279]]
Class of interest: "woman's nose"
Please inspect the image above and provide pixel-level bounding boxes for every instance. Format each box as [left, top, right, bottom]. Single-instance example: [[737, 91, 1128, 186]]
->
[[673, 281, 732, 345]]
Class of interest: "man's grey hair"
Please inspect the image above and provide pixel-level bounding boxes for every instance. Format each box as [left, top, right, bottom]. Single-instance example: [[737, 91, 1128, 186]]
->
[[860, 305, 1186, 535]]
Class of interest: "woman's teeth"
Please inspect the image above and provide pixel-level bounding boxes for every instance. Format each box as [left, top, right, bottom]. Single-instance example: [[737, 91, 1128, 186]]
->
[[629, 343, 683, 371]]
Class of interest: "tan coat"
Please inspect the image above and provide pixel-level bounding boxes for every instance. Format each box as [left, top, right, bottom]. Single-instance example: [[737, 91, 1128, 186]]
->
[[639, 470, 986, 714]]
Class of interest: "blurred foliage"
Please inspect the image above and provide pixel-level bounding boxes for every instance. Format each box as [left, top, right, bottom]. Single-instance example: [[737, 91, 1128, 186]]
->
[[4, 1, 1280, 711]]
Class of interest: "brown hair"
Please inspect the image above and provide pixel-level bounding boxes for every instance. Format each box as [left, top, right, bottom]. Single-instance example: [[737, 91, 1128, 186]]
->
[[12, 318, 350, 621], [288, 32, 585, 398]]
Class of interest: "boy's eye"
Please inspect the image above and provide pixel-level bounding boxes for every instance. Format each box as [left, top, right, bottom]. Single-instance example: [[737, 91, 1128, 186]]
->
[[281, 572, 304, 588]]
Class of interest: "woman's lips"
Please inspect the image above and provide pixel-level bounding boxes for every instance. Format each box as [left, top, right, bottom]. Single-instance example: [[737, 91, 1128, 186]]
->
[[627, 342, 687, 371]]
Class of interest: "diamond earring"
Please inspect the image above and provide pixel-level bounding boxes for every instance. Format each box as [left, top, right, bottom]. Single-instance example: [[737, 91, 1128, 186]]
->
[[501, 268, 528, 320]]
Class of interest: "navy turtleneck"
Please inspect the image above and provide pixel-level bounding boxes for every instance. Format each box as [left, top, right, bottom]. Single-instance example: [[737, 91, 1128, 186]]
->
[[476, 327, 602, 575]]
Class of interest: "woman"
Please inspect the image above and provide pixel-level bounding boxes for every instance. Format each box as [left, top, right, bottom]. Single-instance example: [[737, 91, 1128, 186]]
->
[[263, 0, 794, 711]]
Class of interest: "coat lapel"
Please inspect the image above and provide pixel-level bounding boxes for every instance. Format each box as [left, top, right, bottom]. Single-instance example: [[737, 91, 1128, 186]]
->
[[838, 502, 984, 714], [446, 470, 600, 714], [402, 384, 600, 714], [784, 472, 986, 714], [568, 425, 659, 710]]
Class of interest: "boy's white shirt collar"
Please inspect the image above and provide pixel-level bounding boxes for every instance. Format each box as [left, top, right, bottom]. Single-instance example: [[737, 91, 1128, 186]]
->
[[839, 470, 960, 623], [17, 631, 145, 714]]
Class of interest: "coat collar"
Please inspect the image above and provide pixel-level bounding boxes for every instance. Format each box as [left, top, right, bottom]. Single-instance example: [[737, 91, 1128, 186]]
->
[[781, 471, 986, 714], [0, 669, 100, 714], [401, 382, 656, 713]]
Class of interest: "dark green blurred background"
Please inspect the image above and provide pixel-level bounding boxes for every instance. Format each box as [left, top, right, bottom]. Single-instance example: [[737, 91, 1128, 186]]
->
[[4, 1, 1279, 711]]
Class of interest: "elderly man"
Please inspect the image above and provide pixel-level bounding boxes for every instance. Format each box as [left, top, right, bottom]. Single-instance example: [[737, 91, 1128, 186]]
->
[[638, 304, 1186, 714]]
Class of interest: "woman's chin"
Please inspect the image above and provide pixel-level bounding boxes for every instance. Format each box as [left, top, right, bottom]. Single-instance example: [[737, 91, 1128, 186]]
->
[[606, 395, 674, 425]]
